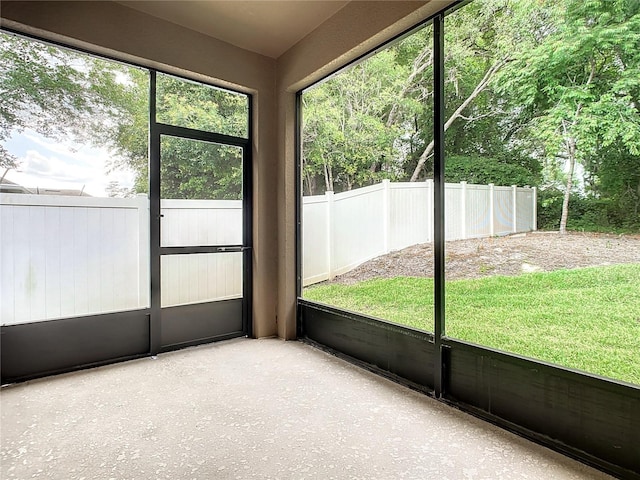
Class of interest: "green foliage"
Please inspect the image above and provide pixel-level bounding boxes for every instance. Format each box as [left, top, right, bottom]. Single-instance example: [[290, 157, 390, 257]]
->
[[2, 2, 639, 230], [0, 33, 248, 199], [445, 155, 541, 186], [442, 0, 535, 159], [538, 175, 640, 233], [301, 0, 640, 231], [0, 33, 137, 169], [304, 264, 640, 384], [160, 137, 242, 200], [537, 187, 617, 232], [302, 48, 406, 193], [536, 187, 565, 230], [157, 73, 248, 138], [495, 0, 640, 231], [585, 143, 640, 229], [109, 72, 248, 198]]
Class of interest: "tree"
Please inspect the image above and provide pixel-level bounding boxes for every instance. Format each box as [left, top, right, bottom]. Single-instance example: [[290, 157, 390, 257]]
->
[[408, 0, 537, 181], [0, 33, 132, 172], [498, 0, 640, 233], [302, 0, 640, 233], [110, 72, 248, 199], [0, 32, 248, 199], [160, 136, 242, 200], [302, 49, 403, 193], [302, 1, 544, 191]]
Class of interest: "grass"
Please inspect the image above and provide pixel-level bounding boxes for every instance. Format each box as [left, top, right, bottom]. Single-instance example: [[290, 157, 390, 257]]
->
[[303, 264, 640, 385]]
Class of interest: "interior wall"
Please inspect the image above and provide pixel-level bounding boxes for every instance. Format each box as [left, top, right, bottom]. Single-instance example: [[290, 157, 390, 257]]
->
[[0, 0, 279, 337], [275, 0, 454, 339]]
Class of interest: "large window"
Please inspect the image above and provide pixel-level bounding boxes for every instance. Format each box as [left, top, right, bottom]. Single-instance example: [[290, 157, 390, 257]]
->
[[299, 0, 640, 386], [0, 32, 150, 324], [301, 24, 436, 333], [0, 34, 252, 327], [443, 0, 640, 386]]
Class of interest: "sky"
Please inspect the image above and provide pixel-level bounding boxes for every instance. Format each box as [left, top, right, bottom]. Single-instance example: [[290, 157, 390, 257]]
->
[[1, 30, 141, 198], [2, 130, 136, 197]]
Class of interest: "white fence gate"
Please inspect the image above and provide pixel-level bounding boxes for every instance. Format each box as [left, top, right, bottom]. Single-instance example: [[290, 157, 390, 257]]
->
[[1, 180, 535, 324]]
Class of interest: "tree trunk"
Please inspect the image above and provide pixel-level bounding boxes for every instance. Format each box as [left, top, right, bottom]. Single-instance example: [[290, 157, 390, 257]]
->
[[304, 171, 316, 196], [559, 137, 576, 234], [323, 162, 334, 192], [559, 62, 594, 234]]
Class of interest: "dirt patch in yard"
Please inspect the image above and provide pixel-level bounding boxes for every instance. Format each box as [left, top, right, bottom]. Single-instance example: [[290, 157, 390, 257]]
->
[[332, 231, 640, 285]]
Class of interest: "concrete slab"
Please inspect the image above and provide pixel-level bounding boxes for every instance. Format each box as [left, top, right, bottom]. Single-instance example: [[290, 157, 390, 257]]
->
[[1, 338, 613, 479]]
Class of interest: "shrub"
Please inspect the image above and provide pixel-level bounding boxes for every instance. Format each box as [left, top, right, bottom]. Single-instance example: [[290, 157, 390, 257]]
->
[[537, 187, 639, 233]]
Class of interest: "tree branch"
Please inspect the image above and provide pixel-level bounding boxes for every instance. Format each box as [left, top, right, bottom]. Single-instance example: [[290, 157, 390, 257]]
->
[[409, 58, 507, 181], [386, 43, 433, 128]]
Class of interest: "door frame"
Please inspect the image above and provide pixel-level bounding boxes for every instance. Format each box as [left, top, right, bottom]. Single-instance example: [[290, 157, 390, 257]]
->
[[149, 71, 253, 353]]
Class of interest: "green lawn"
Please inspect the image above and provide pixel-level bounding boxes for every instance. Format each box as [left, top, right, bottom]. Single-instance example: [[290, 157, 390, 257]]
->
[[303, 264, 640, 385]]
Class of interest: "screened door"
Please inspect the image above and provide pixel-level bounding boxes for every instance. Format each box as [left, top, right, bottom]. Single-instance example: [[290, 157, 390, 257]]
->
[[152, 131, 251, 350]]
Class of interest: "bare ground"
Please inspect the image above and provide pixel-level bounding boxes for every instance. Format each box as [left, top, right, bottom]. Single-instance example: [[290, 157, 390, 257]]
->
[[332, 231, 640, 285]]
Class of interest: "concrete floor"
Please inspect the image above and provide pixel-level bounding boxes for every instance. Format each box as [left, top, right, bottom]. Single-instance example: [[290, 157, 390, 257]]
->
[[1, 338, 613, 480]]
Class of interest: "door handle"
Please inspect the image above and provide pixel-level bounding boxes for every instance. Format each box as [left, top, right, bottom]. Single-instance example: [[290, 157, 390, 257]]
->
[[215, 246, 251, 253]]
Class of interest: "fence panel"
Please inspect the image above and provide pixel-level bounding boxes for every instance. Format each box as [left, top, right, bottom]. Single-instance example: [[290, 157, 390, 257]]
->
[[516, 188, 534, 232], [161, 199, 242, 247], [332, 184, 385, 277], [0, 194, 148, 325], [302, 195, 330, 285], [493, 186, 514, 236], [465, 184, 491, 238], [389, 181, 432, 250], [161, 252, 242, 307], [445, 183, 464, 241]]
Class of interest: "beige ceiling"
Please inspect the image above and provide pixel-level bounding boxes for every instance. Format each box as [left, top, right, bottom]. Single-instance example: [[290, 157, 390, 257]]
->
[[118, 1, 350, 59]]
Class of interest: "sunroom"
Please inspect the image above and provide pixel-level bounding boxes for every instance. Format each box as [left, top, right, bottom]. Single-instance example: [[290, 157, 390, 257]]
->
[[1, 1, 638, 479]]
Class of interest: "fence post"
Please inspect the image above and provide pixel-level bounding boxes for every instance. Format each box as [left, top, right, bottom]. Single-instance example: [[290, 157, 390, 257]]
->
[[512, 185, 518, 233], [326, 190, 335, 280], [489, 183, 495, 236], [460, 181, 467, 240], [426, 179, 434, 243], [382, 179, 391, 253], [532, 186, 537, 231]]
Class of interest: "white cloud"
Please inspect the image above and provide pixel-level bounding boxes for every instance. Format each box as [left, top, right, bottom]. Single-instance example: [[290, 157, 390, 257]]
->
[[23, 149, 95, 182], [22, 131, 111, 170], [4, 130, 136, 197]]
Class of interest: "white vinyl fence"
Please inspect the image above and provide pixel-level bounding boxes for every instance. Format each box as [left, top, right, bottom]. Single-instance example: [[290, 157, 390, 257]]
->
[[1, 180, 535, 324], [302, 180, 536, 286], [1, 194, 149, 326], [0, 194, 242, 325], [159, 199, 243, 309]]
